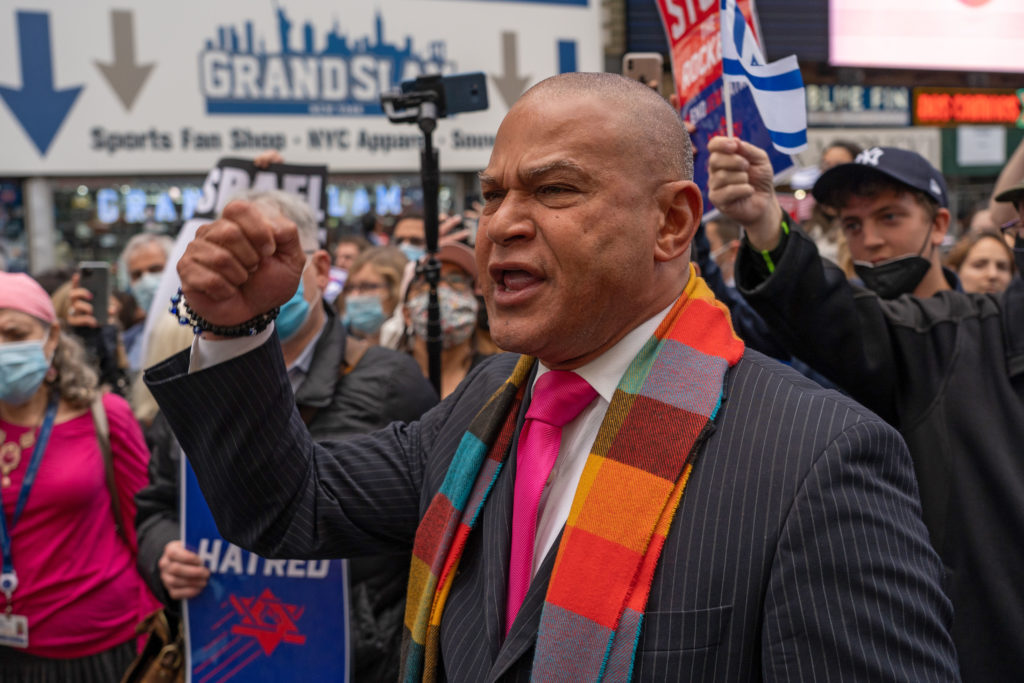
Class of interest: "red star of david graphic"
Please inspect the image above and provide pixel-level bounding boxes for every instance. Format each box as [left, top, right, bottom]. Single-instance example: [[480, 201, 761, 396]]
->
[[229, 588, 307, 656]]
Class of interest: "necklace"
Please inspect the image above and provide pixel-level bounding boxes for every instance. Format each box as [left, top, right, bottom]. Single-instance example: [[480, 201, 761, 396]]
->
[[0, 428, 39, 488]]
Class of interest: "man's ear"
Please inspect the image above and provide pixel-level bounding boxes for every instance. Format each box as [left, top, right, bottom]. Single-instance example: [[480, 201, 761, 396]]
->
[[312, 249, 331, 289], [654, 180, 703, 262], [931, 207, 951, 247]]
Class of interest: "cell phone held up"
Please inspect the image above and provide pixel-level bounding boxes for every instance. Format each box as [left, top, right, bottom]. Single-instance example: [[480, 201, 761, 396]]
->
[[622, 52, 664, 89], [78, 261, 110, 326]]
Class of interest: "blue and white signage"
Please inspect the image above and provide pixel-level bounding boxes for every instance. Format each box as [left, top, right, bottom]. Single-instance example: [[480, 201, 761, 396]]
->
[[183, 459, 350, 682], [0, 1, 601, 174]]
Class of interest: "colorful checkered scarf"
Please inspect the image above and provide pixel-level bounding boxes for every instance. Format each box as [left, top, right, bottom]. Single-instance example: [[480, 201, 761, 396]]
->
[[401, 267, 745, 682]]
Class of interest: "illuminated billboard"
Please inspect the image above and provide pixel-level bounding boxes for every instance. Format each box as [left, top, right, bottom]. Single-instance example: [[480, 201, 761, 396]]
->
[[829, 0, 1024, 73]]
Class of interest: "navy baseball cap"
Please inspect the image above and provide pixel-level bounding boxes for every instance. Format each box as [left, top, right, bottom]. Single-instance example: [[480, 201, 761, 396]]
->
[[812, 146, 948, 209], [994, 181, 1024, 206]]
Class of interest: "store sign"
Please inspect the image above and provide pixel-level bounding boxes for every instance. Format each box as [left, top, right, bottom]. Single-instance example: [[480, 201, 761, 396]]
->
[[198, 13, 451, 117], [830, 0, 1021, 74], [913, 88, 1024, 127], [806, 85, 910, 126], [0, 1, 601, 174]]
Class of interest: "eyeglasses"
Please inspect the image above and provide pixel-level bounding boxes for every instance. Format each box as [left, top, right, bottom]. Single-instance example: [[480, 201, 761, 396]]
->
[[409, 272, 474, 296], [128, 264, 164, 281], [347, 281, 387, 295], [1000, 218, 1022, 240]]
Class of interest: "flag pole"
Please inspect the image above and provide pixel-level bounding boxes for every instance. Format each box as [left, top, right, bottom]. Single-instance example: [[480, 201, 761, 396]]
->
[[723, 80, 734, 140], [721, 1, 734, 140]]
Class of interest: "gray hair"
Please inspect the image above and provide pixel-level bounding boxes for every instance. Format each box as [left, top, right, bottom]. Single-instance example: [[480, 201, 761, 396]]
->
[[120, 232, 173, 267], [51, 330, 99, 409], [234, 189, 319, 252]]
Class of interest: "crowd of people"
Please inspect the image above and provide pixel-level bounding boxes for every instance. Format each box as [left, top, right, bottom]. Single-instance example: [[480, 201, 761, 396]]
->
[[0, 70, 1021, 682]]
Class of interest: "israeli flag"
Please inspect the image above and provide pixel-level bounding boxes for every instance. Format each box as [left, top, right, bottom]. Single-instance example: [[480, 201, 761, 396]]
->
[[720, 0, 807, 154]]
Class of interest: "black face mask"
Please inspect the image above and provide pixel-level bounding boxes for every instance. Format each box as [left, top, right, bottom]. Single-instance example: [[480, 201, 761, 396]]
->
[[853, 225, 933, 299]]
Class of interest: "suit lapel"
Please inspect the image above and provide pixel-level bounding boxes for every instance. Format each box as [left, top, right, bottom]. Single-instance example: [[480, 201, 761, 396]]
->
[[479, 419, 518, 663], [438, 377, 533, 682], [487, 528, 564, 682]]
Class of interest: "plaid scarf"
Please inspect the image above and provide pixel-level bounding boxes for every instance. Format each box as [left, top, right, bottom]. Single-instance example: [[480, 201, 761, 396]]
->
[[401, 267, 745, 682]]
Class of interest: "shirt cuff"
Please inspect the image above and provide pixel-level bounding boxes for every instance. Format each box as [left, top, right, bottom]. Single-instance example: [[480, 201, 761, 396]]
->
[[187, 323, 275, 374]]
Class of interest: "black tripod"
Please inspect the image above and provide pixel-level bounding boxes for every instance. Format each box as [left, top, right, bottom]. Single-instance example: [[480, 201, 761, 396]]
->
[[381, 73, 488, 396]]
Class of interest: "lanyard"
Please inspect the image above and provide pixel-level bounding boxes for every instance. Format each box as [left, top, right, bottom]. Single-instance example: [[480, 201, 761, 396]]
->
[[0, 395, 58, 604]]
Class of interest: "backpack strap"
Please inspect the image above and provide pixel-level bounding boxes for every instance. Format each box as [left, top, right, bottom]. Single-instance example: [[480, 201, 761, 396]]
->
[[91, 394, 129, 547]]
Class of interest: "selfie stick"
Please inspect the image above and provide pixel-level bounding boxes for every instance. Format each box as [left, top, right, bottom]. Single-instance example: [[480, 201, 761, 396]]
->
[[382, 79, 445, 395]]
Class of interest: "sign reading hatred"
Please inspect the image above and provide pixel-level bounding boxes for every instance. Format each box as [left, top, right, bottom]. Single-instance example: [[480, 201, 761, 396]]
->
[[183, 458, 350, 682]]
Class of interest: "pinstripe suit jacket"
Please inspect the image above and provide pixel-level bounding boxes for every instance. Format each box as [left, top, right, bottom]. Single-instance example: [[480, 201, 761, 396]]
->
[[146, 339, 959, 682]]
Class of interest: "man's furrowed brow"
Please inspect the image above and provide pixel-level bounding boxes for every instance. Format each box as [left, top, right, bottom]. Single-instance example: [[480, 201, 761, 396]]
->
[[477, 171, 496, 186], [523, 160, 585, 181]]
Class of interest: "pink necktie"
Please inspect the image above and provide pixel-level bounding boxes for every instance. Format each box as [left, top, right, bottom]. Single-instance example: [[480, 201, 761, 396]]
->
[[505, 370, 598, 635]]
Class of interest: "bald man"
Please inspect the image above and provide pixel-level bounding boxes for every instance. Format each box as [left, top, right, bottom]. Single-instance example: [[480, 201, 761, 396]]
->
[[146, 73, 956, 682]]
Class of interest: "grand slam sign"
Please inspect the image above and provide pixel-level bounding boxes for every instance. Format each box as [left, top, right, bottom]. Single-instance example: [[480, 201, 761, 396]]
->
[[199, 10, 452, 116], [0, 0, 601, 174]]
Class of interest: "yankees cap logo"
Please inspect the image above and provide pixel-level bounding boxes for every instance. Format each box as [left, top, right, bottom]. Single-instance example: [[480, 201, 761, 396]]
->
[[856, 147, 885, 166]]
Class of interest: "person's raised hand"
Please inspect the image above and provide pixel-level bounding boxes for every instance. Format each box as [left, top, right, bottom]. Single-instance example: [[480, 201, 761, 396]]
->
[[707, 136, 783, 251], [158, 540, 210, 600], [177, 199, 306, 328], [438, 213, 471, 246], [253, 149, 284, 168], [66, 273, 99, 328]]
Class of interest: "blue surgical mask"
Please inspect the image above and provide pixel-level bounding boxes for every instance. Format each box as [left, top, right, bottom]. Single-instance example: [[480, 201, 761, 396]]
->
[[276, 278, 311, 341], [131, 271, 162, 315], [345, 294, 386, 336], [398, 243, 426, 264], [0, 339, 52, 405]]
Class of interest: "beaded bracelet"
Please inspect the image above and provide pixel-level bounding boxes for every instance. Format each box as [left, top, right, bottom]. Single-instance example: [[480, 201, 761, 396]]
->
[[169, 288, 279, 337]]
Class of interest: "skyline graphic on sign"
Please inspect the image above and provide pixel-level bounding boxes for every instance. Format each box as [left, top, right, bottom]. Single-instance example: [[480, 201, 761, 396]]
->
[[200, 6, 455, 116]]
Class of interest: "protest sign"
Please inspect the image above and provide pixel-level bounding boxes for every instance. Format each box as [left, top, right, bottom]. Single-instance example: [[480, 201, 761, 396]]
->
[[140, 157, 328, 363], [655, 0, 799, 215], [183, 459, 350, 682]]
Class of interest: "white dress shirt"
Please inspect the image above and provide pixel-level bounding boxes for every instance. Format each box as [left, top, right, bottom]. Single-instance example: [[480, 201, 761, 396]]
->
[[529, 303, 672, 577], [189, 302, 675, 579]]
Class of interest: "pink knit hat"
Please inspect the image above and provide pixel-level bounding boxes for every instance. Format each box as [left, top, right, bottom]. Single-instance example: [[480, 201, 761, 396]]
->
[[0, 272, 57, 325]]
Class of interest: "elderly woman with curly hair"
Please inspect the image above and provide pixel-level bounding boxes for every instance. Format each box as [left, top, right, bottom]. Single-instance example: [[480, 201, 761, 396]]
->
[[0, 272, 158, 681]]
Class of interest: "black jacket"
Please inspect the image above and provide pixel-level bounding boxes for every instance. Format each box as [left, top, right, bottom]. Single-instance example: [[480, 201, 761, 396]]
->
[[736, 225, 1024, 682], [135, 305, 438, 682]]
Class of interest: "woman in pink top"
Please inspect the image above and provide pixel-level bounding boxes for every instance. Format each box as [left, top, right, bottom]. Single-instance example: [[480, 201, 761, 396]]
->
[[0, 272, 159, 681]]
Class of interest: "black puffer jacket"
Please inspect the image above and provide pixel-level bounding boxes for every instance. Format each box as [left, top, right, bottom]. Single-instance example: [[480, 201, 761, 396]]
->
[[136, 304, 438, 682]]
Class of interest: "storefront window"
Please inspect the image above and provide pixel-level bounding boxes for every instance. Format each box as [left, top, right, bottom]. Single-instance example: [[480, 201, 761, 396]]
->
[[0, 181, 26, 273], [45, 172, 460, 278], [324, 173, 457, 233], [49, 176, 202, 285]]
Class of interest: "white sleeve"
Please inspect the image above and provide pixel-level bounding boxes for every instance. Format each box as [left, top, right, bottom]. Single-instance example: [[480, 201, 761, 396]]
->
[[187, 323, 275, 373]]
